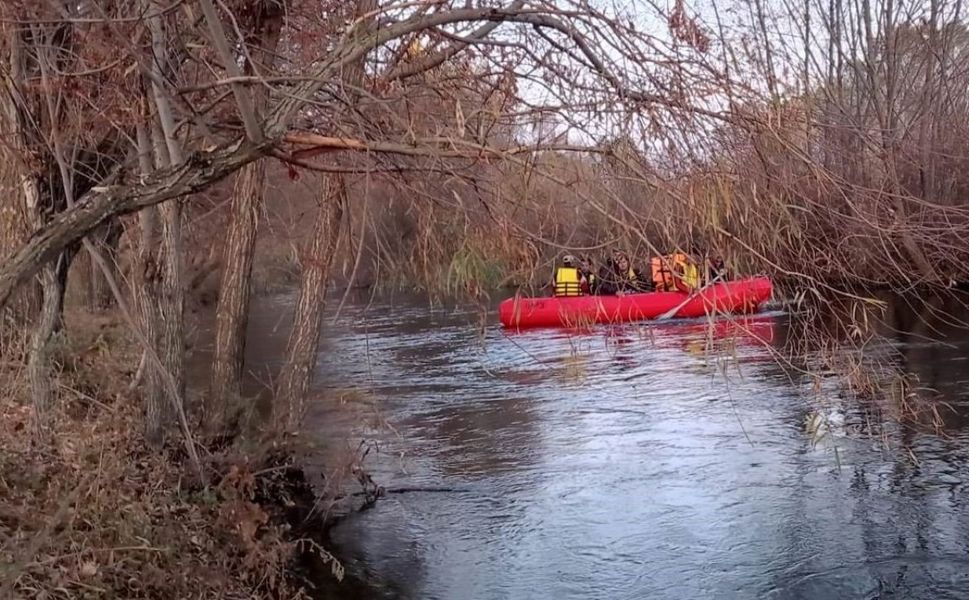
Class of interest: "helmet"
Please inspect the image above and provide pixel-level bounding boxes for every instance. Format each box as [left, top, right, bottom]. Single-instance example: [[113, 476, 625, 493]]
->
[[562, 254, 577, 266]]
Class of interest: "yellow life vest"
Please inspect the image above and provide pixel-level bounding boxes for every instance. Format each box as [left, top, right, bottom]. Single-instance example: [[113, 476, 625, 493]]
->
[[554, 267, 582, 297], [671, 253, 700, 290]]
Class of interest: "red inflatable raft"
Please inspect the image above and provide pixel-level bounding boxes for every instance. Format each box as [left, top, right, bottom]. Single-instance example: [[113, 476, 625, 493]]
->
[[499, 277, 773, 329]]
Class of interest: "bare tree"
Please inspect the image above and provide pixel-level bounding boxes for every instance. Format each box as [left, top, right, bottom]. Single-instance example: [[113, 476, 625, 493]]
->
[[2, 16, 81, 432], [133, 117, 166, 444], [7, 0, 968, 450], [272, 0, 377, 431], [142, 0, 188, 441], [208, 0, 285, 433], [274, 176, 346, 430]]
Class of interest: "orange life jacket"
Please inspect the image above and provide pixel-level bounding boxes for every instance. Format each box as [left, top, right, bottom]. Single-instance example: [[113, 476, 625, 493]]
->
[[650, 256, 675, 291]]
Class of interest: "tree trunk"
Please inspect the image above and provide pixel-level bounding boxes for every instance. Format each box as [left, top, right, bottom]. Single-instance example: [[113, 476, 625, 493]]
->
[[135, 221, 164, 444], [27, 262, 59, 435], [24, 185, 75, 437], [144, 0, 187, 440], [917, 0, 940, 204], [90, 263, 113, 311], [0, 153, 37, 352], [874, 0, 936, 283], [87, 222, 122, 312], [158, 198, 185, 402], [148, 114, 184, 436], [207, 2, 284, 433], [208, 159, 265, 426], [22, 156, 57, 432], [2, 24, 40, 355], [273, 0, 371, 432], [6, 19, 75, 433], [51, 242, 75, 333], [133, 118, 166, 444], [275, 177, 346, 431]]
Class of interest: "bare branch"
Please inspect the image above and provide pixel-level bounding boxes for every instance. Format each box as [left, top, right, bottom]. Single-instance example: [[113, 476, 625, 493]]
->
[[197, 0, 262, 141]]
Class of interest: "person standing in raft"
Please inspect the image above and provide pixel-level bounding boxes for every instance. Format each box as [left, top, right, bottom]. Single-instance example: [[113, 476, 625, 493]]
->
[[552, 254, 588, 297], [596, 250, 650, 295]]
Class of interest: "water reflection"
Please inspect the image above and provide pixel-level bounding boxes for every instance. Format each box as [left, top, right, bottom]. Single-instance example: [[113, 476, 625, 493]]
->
[[268, 293, 969, 599]]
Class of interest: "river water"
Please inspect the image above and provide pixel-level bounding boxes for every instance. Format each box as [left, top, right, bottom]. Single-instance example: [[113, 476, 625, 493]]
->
[[229, 292, 969, 599]]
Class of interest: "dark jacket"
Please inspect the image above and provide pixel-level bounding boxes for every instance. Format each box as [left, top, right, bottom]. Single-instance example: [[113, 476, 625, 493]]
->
[[595, 263, 652, 295], [707, 257, 729, 282]]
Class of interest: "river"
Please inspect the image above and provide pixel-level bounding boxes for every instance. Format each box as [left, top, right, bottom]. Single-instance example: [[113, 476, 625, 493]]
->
[[217, 292, 969, 599]]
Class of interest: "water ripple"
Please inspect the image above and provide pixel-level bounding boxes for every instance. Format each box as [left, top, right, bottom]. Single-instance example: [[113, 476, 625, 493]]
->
[[296, 297, 969, 600]]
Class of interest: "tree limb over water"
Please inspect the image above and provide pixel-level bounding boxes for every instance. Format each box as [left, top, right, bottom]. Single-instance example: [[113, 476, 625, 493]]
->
[[0, 1, 713, 311]]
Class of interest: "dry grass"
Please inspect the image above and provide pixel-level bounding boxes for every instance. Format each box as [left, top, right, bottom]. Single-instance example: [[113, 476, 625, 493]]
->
[[0, 313, 340, 599], [776, 296, 958, 440]]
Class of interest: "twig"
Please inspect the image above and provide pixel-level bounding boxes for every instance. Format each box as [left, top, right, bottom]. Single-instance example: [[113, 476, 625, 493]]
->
[[29, 545, 168, 567], [128, 351, 148, 392], [57, 383, 115, 413]]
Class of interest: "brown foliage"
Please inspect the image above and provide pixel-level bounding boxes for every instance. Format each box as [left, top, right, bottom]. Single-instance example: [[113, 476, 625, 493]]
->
[[0, 313, 325, 598]]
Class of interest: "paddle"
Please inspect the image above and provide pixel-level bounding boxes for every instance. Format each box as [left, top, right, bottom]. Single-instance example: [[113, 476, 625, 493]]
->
[[655, 270, 725, 321]]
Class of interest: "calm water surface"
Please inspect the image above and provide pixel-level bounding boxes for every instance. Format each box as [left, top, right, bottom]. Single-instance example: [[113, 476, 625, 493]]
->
[[236, 293, 969, 600]]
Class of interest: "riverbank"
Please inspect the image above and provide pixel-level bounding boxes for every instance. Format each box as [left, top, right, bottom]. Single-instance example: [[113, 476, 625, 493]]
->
[[0, 312, 346, 599]]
